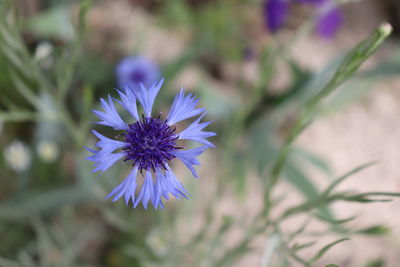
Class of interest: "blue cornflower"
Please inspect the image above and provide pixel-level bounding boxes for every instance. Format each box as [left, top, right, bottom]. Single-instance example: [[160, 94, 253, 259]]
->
[[86, 79, 215, 209], [263, 0, 342, 38], [116, 56, 161, 90]]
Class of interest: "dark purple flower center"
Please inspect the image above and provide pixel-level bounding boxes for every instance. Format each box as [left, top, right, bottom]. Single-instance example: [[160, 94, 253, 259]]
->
[[123, 115, 181, 171], [129, 70, 146, 84]]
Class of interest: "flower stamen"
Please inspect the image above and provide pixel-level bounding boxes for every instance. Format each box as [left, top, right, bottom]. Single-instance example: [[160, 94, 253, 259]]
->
[[123, 115, 181, 172]]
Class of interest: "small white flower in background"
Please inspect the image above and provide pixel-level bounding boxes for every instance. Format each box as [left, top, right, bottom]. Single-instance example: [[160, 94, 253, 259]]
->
[[34, 42, 53, 61], [4, 141, 31, 172], [37, 140, 59, 163], [145, 229, 168, 256]]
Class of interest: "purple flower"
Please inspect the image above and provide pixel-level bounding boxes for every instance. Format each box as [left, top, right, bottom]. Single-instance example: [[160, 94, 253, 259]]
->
[[86, 79, 215, 209], [264, 0, 289, 33], [316, 5, 342, 38], [263, 0, 342, 38], [116, 56, 161, 90]]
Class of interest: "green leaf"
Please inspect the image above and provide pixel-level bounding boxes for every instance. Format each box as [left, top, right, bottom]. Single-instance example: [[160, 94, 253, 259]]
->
[[292, 148, 333, 178], [0, 187, 91, 221], [0, 256, 19, 267], [81, 84, 94, 128], [232, 153, 248, 196], [244, 59, 312, 128], [9, 70, 41, 108], [284, 163, 333, 219], [284, 163, 319, 199], [310, 238, 350, 263], [315, 213, 356, 225], [288, 219, 310, 242], [365, 259, 385, 267], [292, 241, 316, 251], [281, 191, 400, 220], [265, 23, 392, 194], [356, 225, 390, 235], [247, 120, 277, 175], [323, 161, 378, 197], [343, 192, 400, 203], [0, 111, 36, 122], [257, 45, 276, 93], [77, 0, 91, 39], [26, 6, 75, 40], [0, 44, 32, 79], [161, 0, 193, 29], [31, 217, 55, 265]]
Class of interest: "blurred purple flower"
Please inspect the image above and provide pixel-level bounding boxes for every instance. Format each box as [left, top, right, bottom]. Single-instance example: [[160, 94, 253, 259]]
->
[[264, 0, 289, 33], [263, 0, 342, 38], [116, 56, 161, 90], [316, 5, 342, 38]]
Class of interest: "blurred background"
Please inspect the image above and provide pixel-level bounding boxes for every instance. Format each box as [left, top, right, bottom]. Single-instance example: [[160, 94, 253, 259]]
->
[[1, 0, 400, 266]]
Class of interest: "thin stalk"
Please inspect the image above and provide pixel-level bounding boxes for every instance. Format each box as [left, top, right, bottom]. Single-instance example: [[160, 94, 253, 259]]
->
[[263, 23, 392, 209]]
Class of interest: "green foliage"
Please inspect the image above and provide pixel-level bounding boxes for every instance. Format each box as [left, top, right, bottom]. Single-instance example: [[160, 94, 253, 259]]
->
[[356, 225, 390, 236], [26, 6, 75, 40], [365, 259, 385, 267], [310, 238, 350, 263], [0, 1, 399, 266], [267, 23, 392, 194]]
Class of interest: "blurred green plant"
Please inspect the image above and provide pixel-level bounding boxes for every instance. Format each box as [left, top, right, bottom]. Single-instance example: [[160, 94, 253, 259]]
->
[[0, 0, 399, 266]]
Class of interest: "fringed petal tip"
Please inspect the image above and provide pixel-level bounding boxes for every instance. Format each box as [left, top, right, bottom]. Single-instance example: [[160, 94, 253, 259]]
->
[[103, 166, 191, 209], [178, 112, 216, 148], [167, 89, 205, 125], [171, 146, 209, 178], [134, 79, 164, 118], [92, 96, 127, 130]]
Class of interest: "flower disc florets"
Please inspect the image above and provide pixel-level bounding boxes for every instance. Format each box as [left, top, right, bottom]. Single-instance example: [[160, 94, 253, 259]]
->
[[123, 115, 181, 172]]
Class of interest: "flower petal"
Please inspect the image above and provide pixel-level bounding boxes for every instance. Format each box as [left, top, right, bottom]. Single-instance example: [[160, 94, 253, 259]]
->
[[133, 79, 164, 118], [171, 146, 208, 178], [105, 166, 138, 204], [178, 113, 216, 147], [154, 170, 164, 208], [124, 166, 139, 205], [116, 88, 139, 121], [154, 167, 189, 207], [91, 130, 127, 152], [86, 130, 128, 173], [88, 151, 125, 173], [92, 95, 127, 130], [107, 178, 130, 202], [134, 171, 155, 209], [165, 165, 189, 199], [263, 0, 289, 33], [167, 89, 205, 125], [316, 6, 342, 38]]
